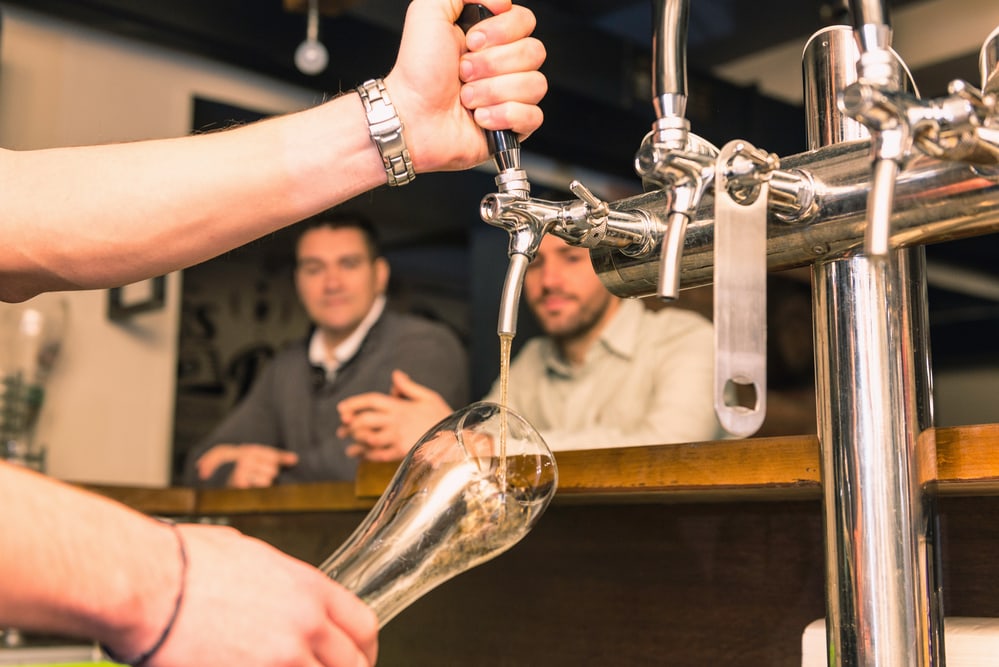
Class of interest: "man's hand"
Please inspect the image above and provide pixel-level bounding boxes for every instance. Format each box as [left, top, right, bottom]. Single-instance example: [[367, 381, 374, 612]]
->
[[195, 444, 299, 488], [338, 370, 453, 461], [145, 523, 378, 667], [385, 0, 547, 174]]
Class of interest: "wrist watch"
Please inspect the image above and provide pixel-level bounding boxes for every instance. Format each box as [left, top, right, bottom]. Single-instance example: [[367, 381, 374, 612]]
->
[[356, 78, 416, 187]]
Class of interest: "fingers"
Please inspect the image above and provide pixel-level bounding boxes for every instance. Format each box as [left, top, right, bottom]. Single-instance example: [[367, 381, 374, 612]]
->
[[460, 39, 546, 89], [345, 410, 396, 439], [154, 524, 378, 667], [227, 445, 297, 488], [464, 73, 547, 138], [457, 5, 546, 140], [460, 3, 535, 56], [229, 462, 278, 489], [196, 444, 237, 479], [337, 392, 395, 423], [322, 584, 379, 666], [389, 370, 443, 401]]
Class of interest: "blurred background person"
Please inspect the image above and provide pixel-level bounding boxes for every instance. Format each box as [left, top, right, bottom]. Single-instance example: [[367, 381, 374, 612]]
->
[[338, 234, 719, 458], [185, 211, 469, 487]]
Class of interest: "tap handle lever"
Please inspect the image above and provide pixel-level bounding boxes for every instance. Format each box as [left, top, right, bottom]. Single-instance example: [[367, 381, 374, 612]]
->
[[458, 5, 524, 182], [569, 180, 609, 218]]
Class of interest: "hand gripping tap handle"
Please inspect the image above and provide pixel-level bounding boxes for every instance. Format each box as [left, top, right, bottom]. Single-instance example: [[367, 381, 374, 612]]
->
[[459, 5, 531, 337], [458, 5, 523, 177]]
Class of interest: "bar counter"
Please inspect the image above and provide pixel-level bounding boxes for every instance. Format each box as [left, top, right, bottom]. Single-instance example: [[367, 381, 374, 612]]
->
[[83, 424, 999, 666]]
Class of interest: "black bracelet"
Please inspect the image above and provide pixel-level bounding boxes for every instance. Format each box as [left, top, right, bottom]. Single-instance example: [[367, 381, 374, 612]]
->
[[101, 520, 188, 666]]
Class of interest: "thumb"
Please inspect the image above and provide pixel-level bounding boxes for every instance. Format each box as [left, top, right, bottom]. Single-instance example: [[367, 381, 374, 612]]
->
[[390, 369, 442, 401]]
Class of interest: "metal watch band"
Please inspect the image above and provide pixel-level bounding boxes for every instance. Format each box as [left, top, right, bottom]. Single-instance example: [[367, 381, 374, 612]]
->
[[356, 78, 416, 187]]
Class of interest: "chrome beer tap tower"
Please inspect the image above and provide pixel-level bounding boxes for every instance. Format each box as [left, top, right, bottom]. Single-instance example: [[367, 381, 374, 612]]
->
[[477, 1, 999, 664]]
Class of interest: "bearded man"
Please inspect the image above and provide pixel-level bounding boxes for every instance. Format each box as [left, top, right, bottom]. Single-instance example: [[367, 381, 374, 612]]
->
[[338, 234, 718, 458]]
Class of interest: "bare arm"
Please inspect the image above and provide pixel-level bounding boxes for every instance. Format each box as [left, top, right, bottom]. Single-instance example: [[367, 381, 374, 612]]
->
[[0, 462, 377, 666], [0, 0, 545, 302]]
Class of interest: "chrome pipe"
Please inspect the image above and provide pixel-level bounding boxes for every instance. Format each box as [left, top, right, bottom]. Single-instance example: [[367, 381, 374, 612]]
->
[[803, 27, 871, 151], [496, 253, 529, 337], [847, 0, 891, 54], [652, 0, 688, 119], [983, 24, 999, 95], [812, 248, 937, 666], [592, 143, 999, 297]]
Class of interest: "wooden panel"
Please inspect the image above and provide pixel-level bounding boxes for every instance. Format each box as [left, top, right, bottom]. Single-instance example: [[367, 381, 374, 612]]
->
[[356, 424, 999, 503], [81, 484, 196, 516], [376, 500, 824, 666], [76, 425, 999, 665], [934, 423, 999, 494], [196, 481, 374, 515]]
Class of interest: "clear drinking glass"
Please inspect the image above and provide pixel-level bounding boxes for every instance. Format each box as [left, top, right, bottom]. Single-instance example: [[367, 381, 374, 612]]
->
[[321, 401, 557, 626], [0, 298, 67, 472]]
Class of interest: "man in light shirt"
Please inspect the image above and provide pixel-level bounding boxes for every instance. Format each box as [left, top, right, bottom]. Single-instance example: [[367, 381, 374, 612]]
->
[[338, 234, 719, 458], [185, 211, 468, 487]]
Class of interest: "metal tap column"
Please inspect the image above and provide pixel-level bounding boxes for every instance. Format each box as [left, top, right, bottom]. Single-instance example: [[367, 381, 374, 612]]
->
[[805, 26, 942, 666]]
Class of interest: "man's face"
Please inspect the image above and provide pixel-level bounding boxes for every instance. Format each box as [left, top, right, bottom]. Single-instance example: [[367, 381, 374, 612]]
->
[[523, 235, 615, 340], [295, 226, 388, 340]]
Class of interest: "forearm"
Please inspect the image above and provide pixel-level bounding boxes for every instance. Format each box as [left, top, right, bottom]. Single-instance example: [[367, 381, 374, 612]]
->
[[0, 463, 178, 651], [0, 92, 382, 302]]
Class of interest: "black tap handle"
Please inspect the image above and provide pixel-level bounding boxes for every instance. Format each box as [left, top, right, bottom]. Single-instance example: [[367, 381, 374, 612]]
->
[[457, 4, 521, 159]]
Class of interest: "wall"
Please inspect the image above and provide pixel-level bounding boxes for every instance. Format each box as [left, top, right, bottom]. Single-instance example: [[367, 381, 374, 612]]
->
[[0, 5, 316, 485]]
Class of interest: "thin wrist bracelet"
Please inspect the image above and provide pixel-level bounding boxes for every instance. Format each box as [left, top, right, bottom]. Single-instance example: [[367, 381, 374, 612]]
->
[[101, 520, 188, 667], [356, 78, 416, 187]]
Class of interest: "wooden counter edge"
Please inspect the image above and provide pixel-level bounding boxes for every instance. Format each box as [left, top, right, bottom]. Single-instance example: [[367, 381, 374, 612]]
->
[[80, 423, 999, 514], [358, 424, 999, 500]]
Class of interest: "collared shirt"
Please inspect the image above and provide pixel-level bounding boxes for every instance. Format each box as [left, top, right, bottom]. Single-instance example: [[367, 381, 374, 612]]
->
[[483, 299, 720, 451], [308, 295, 386, 381], [185, 305, 470, 485]]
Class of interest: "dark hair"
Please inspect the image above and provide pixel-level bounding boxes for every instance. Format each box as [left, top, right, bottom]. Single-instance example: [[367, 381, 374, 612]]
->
[[295, 209, 382, 260]]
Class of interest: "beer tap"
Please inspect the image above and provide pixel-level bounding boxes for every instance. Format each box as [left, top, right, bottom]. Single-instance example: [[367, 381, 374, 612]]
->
[[905, 28, 999, 166], [459, 5, 534, 338], [635, 0, 719, 302], [841, 26, 999, 195], [462, 5, 661, 336], [841, 0, 906, 258]]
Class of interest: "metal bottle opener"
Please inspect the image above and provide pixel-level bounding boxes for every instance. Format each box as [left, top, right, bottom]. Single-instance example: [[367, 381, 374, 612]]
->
[[713, 140, 771, 437]]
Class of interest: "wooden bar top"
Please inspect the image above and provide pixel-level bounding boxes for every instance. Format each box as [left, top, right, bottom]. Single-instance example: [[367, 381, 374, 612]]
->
[[357, 423, 999, 501], [84, 423, 999, 515]]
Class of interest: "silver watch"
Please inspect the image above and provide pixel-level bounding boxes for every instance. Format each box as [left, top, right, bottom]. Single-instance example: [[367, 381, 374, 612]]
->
[[356, 78, 416, 187]]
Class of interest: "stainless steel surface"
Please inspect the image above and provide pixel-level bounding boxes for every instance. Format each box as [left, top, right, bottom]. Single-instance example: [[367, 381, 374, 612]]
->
[[984, 24, 999, 94], [804, 27, 871, 151], [590, 143, 999, 298], [634, 132, 719, 300], [712, 141, 768, 437], [848, 0, 892, 56], [813, 249, 937, 666], [471, 5, 993, 665], [811, 22, 942, 666], [652, 0, 688, 119], [497, 253, 529, 337]]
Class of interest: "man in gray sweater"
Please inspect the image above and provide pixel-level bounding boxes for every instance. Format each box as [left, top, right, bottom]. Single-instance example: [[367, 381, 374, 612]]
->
[[184, 211, 468, 487]]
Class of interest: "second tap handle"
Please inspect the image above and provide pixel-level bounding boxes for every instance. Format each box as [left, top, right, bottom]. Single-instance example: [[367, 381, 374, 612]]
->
[[458, 4, 522, 172]]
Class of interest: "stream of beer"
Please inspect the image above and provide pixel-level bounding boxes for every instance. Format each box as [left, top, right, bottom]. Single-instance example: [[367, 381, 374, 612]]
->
[[498, 332, 513, 487]]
